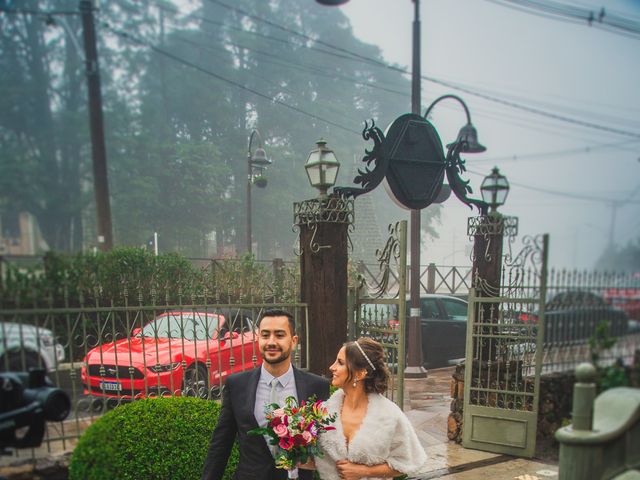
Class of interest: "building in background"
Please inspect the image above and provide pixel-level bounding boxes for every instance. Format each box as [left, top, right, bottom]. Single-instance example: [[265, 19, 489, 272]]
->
[[0, 212, 48, 255]]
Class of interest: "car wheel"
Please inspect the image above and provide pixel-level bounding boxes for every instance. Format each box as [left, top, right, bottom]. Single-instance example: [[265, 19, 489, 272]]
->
[[182, 364, 209, 399], [0, 351, 42, 372]]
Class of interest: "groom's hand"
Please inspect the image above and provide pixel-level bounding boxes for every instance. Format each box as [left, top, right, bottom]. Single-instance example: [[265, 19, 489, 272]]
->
[[336, 460, 367, 480]]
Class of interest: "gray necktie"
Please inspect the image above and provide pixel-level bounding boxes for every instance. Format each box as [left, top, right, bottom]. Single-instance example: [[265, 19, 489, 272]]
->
[[268, 378, 280, 457], [270, 378, 279, 405]]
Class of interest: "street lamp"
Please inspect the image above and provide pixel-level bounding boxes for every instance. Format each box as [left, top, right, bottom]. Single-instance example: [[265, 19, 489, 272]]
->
[[424, 94, 486, 154], [246, 129, 272, 255], [467, 167, 517, 297], [304, 139, 340, 198], [480, 167, 510, 214], [294, 138, 353, 376]]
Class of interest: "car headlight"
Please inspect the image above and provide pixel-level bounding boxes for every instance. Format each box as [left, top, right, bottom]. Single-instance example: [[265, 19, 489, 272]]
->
[[148, 362, 181, 373]]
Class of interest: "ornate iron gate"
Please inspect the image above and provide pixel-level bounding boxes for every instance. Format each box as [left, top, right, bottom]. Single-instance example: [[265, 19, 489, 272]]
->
[[350, 221, 407, 409], [462, 234, 549, 457]]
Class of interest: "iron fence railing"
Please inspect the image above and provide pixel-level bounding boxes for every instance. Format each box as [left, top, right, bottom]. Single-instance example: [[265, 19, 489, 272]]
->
[[356, 262, 472, 297], [0, 300, 308, 463], [501, 268, 640, 375]]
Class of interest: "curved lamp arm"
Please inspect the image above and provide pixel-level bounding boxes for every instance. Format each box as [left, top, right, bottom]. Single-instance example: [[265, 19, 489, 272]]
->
[[247, 129, 264, 155], [423, 94, 471, 124]]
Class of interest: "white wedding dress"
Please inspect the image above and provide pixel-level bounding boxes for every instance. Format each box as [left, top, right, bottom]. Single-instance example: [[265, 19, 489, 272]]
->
[[315, 389, 427, 480]]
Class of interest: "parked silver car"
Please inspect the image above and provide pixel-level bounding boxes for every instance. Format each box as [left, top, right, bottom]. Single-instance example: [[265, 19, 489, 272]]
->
[[0, 322, 65, 371]]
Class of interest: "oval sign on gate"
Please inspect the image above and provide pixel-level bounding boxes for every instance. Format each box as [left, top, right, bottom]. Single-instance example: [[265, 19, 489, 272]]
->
[[382, 113, 446, 210]]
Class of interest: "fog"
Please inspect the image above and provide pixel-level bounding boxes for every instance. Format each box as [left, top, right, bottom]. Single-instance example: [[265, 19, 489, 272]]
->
[[338, 0, 640, 269]]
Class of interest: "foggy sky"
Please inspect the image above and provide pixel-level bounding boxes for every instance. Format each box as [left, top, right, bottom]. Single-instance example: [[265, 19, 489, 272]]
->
[[320, 0, 640, 269]]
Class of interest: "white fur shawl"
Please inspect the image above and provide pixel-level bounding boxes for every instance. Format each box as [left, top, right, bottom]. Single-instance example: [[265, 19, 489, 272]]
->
[[315, 390, 427, 480]]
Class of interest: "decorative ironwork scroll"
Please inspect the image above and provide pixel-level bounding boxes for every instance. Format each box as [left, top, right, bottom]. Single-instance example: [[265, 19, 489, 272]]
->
[[367, 222, 403, 299], [445, 142, 488, 214], [292, 195, 355, 255], [467, 215, 519, 264], [333, 120, 386, 199]]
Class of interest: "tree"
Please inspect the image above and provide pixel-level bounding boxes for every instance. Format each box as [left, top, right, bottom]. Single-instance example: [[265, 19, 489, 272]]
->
[[1, 0, 443, 259], [595, 237, 640, 273]]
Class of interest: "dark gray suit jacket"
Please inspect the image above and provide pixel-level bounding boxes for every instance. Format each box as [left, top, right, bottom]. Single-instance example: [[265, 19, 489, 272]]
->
[[201, 366, 330, 480]]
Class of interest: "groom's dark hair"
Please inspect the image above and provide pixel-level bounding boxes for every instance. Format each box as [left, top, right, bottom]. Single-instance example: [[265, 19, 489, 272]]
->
[[257, 308, 296, 336]]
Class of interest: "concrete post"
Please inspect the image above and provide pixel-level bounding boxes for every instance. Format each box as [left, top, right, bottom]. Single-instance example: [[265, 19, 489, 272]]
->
[[571, 363, 597, 431], [426, 263, 436, 294], [556, 363, 640, 480]]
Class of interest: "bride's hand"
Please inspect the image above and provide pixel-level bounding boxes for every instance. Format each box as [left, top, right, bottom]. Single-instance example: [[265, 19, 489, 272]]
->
[[335, 460, 367, 480], [297, 458, 316, 470]]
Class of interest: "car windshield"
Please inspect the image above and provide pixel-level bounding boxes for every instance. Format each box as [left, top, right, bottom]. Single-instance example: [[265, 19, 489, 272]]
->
[[441, 298, 468, 320], [141, 313, 220, 340]]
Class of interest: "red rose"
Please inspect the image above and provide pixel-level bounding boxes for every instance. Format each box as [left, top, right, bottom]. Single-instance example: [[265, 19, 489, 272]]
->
[[293, 434, 306, 446], [279, 437, 294, 450], [270, 416, 282, 427]]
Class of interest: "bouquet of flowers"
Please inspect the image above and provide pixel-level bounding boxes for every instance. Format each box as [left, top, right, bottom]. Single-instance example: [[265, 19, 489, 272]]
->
[[249, 395, 337, 479]]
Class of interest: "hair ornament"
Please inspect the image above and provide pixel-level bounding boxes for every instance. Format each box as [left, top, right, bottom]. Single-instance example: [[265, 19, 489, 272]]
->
[[355, 341, 376, 371]]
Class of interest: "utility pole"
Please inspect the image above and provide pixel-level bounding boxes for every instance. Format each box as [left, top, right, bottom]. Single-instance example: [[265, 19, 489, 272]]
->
[[80, 0, 113, 251], [406, 0, 428, 377]]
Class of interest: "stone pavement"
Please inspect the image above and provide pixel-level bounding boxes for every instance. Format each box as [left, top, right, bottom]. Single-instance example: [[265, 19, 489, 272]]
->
[[0, 366, 561, 479], [403, 366, 559, 480]]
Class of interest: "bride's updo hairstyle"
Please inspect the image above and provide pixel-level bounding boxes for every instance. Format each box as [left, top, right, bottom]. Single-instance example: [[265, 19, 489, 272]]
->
[[344, 337, 390, 394]]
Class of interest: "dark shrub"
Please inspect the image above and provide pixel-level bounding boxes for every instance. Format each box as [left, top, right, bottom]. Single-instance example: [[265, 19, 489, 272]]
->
[[69, 397, 238, 480]]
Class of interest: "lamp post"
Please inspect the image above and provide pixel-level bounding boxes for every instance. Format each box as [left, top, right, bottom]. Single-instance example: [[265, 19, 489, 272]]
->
[[400, 94, 486, 375], [467, 167, 517, 362], [472, 165, 514, 293], [246, 129, 271, 255], [295, 138, 353, 375]]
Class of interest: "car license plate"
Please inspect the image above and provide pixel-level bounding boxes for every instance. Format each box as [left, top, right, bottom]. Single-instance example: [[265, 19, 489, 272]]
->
[[99, 381, 122, 391]]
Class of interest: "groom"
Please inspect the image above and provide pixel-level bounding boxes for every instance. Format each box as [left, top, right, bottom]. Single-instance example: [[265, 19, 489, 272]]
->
[[201, 308, 330, 480]]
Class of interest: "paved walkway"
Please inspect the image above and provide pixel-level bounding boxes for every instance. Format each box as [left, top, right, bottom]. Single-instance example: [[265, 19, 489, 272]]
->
[[403, 367, 559, 480], [1, 366, 561, 479]]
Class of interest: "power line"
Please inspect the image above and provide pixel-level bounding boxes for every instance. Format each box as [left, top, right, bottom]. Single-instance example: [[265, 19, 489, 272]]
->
[[483, 0, 640, 40], [8, 1, 640, 143], [150, 0, 640, 137], [100, 22, 362, 136], [466, 168, 640, 204], [473, 139, 640, 164], [158, 6, 628, 147], [158, 23, 640, 160], [0, 6, 79, 16], [205, 0, 640, 140]]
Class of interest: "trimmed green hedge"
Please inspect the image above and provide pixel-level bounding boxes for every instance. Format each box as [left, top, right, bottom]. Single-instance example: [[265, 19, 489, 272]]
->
[[69, 397, 238, 480]]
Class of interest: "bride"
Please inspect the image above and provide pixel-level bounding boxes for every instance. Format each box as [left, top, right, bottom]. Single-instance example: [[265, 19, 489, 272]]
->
[[312, 337, 427, 480]]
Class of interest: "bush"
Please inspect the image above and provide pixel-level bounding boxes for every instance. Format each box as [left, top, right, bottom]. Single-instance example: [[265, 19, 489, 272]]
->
[[69, 397, 238, 480], [1, 247, 201, 308]]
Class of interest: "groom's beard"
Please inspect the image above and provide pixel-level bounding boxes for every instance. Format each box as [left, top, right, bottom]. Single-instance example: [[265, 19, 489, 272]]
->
[[262, 345, 292, 365]]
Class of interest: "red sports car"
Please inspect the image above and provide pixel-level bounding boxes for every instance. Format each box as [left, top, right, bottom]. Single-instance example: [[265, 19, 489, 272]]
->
[[81, 310, 261, 399]]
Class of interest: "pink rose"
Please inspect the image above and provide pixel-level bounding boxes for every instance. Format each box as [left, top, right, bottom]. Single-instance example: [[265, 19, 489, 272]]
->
[[273, 424, 288, 438], [273, 408, 285, 417], [302, 431, 314, 444]]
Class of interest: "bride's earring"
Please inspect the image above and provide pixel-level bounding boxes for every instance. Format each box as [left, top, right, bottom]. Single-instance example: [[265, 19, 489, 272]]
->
[[353, 377, 357, 388]]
